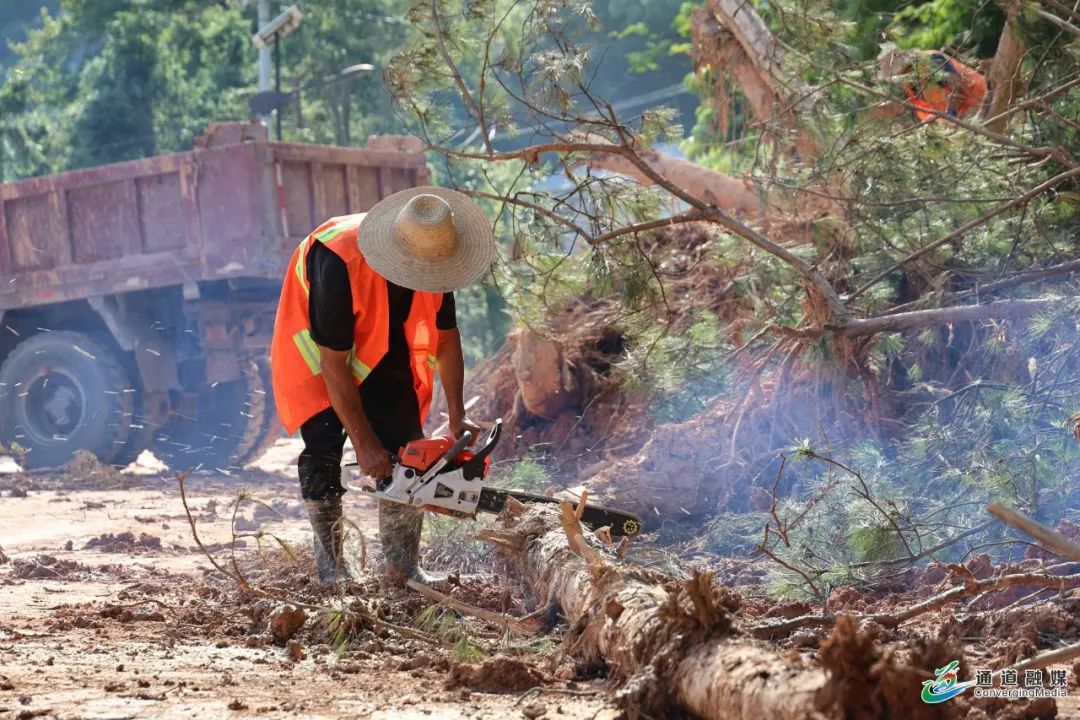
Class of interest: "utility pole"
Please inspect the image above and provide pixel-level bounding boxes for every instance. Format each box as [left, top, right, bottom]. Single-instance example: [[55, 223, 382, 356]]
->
[[274, 32, 283, 141], [252, 4, 302, 139], [256, 0, 272, 128]]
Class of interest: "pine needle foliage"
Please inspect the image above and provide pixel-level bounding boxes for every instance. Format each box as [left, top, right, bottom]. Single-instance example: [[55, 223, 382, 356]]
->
[[388, 0, 1080, 592]]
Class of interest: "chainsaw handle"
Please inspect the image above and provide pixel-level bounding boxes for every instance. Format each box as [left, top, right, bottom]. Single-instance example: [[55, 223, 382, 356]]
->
[[462, 418, 502, 480], [470, 419, 502, 464], [438, 430, 474, 469]]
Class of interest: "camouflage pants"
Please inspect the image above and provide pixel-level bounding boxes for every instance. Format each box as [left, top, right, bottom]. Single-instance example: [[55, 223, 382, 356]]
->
[[378, 499, 425, 585], [297, 403, 425, 582], [296, 403, 421, 501]]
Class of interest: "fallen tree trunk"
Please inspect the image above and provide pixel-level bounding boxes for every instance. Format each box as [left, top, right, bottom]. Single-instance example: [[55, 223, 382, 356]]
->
[[586, 144, 764, 219], [693, 0, 818, 158], [483, 501, 830, 719]]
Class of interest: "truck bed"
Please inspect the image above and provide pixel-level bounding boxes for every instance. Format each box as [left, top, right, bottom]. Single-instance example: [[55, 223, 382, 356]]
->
[[0, 124, 428, 312]]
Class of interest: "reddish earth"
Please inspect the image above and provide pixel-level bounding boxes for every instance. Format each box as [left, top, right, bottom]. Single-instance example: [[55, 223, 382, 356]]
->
[[2, 440, 1079, 719], [0, 440, 618, 720]]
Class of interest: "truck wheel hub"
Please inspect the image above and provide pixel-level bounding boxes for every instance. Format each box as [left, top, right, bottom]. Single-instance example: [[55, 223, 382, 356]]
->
[[24, 371, 86, 441]]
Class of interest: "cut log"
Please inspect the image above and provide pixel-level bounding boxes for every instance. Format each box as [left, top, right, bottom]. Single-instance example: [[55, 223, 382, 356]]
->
[[484, 501, 831, 718]]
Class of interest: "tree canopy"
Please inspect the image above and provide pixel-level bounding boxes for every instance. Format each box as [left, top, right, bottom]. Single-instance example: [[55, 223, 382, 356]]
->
[[383, 0, 1080, 589]]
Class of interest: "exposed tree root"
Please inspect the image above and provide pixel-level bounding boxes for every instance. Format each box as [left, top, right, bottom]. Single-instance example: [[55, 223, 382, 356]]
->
[[815, 615, 965, 720]]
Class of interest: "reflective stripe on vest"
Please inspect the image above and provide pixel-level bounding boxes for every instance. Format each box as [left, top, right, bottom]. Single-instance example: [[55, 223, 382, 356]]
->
[[314, 220, 361, 243], [293, 329, 321, 375], [348, 351, 373, 382], [292, 328, 373, 383], [293, 219, 363, 296]]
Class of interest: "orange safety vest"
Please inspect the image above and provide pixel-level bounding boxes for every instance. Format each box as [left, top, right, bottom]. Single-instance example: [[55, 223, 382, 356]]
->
[[270, 214, 443, 435], [905, 51, 986, 122]]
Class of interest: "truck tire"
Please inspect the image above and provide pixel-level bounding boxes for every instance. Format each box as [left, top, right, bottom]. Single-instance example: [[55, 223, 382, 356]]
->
[[232, 358, 281, 465], [0, 331, 135, 469], [151, 359, 279, 471]]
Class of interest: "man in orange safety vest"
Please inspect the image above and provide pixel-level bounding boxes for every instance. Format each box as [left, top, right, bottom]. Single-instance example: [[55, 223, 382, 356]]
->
[[878, 48, 987, 122], [270, 186, 495, 586]]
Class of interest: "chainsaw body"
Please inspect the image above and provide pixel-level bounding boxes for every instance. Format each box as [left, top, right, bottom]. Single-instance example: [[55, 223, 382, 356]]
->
[[355, 421, 501, 518], [344, 418, 644, 536]]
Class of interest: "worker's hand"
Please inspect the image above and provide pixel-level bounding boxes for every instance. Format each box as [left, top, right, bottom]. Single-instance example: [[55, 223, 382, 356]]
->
[[352, 431, 393, 479], [449, 414, 482, 445]]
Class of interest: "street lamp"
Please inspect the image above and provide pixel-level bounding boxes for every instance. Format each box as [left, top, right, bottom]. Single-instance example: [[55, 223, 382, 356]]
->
[[251, 5, 304, 140], [339, 63, 375, 78], [248, 63, 375, 133]]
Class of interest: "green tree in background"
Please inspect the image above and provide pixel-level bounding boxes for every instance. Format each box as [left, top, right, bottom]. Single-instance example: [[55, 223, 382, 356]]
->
[[0, 1, 57, 70], [278, 0, 412, 146], [0, 1, 254, 177], [0, 0, 424, 179], [588, 0, 694, 126], [0, 0, 699, 175]]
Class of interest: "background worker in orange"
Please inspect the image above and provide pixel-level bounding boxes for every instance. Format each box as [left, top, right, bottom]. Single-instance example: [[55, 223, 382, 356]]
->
[[269, 187, 495, 586], [877, 48, 987, 121]]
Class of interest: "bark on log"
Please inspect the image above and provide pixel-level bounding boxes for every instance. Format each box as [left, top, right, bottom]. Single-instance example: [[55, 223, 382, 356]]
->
[[707, 0, 789, 102], [691, 7, 783, 125], [696, 0, 818, 157], [486, 502, 831, 719], [828, 297, 1069, 338], [585, 140, 848, 250], [987, 502, 1080, 562]]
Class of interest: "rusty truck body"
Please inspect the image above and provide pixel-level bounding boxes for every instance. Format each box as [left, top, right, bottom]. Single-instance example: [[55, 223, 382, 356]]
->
[[0, 122, 428, 469]]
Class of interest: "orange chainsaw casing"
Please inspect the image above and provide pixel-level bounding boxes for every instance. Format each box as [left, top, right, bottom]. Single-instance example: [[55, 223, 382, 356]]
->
[[398, 436, 490, 475]]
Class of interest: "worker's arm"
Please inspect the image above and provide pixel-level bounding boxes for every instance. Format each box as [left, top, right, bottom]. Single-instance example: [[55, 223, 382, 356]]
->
[[436, 327, 480, 441], [318, 345, 392, 479]]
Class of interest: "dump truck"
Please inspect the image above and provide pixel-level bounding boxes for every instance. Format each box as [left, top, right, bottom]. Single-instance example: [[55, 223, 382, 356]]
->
[[0, 122, 428, 470]]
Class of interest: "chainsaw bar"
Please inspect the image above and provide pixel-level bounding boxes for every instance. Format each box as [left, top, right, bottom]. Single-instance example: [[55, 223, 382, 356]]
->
[[476, 488, 644, 537]]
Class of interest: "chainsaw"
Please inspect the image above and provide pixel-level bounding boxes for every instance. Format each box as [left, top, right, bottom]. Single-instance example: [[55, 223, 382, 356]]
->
[[343, 418, 643, 537]]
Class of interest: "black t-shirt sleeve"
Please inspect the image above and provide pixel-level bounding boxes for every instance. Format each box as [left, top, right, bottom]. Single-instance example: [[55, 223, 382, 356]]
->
[[436, 292, 457, 330], [307, 243, 355, 351]]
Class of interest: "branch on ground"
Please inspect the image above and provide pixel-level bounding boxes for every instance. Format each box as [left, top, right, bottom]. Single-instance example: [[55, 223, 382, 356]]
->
[[752, 570, 1080, 640]]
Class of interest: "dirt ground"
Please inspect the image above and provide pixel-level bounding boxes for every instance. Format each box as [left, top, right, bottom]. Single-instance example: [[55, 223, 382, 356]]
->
[[3, 439, 1080, 720], [0, 439, 620, 720]]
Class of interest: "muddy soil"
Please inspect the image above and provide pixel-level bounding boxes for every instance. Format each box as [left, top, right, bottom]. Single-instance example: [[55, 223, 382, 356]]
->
[[3, 440, 1080, 720], [0, 440, 619, 720]]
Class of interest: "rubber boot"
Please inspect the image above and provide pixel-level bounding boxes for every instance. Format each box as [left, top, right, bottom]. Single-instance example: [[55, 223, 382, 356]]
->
[[305, 497, 357, 583], [378, 500, 446, 589]]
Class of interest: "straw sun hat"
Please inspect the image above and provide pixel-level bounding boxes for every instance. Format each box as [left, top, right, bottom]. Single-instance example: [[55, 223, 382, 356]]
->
[[358, 186, 495, 293]]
